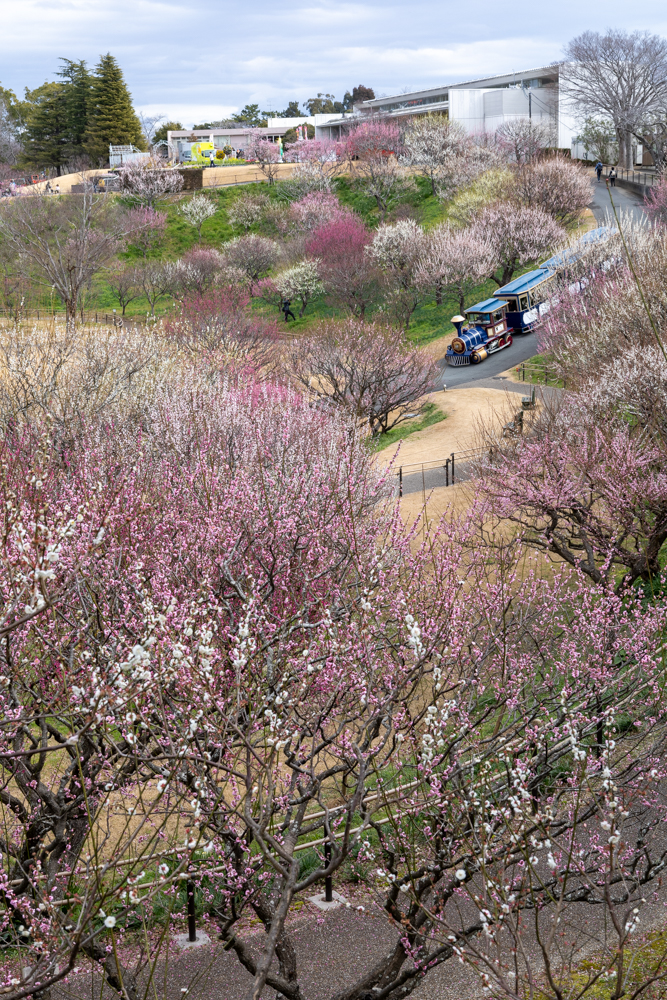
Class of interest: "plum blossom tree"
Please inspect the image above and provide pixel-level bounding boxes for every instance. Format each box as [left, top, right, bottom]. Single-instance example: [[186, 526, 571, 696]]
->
[[105, 262, 140, 314], [164, 286, 279, 360], [474, 387, 667, 591], [469, 203, 565, 285], [402, 114, 473, 199], [367, 219, 429, 328], [282, 138, 344, 194], [287, 190, 352, 232], [171, 246, 226, 297], [245, 131, 282, 184], [645, 175, 667, 225], [225, 191, 270, 231], [495, 117, 556, 164], [124, 207, 167, 257], [290, 317, 437, 435], [220, 234, 280, 292], [177, 193, 217, 241], [117, 157, 184, 207], [136, 258, 176, 314], [306, 217, 379, 318], [343, 120, 415, 221], [274, 259, 323, 316], [415, 225, 496, 311], [512, 155, 593, 225]]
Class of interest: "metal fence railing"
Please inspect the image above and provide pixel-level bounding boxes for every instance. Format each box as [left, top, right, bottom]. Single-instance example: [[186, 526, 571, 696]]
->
[[392, 448, 488, 496], [598, 166, 657, 188], [516, 362, 565, 388]]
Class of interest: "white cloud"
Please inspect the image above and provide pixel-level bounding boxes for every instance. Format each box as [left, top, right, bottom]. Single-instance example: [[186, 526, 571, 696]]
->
[[2, 0, 667, 123]]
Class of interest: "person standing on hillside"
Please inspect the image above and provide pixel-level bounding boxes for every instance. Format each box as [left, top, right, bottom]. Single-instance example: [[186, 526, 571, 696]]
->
[[595, 161, 603, 181]]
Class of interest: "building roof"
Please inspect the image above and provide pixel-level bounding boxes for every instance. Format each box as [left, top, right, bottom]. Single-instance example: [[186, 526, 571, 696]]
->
[[465, 298, 508, 314], [361, 65, 559, 110], [496, 270, 554, 295]]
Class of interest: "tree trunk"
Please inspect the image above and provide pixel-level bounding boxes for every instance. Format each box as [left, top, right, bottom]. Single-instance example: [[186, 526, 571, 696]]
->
[[65, 299, 77, 332]]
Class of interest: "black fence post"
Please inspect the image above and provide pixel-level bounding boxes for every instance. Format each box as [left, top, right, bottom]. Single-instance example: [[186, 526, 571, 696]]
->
[[324, 843, 333, 903], [450, 453, 455, 485], [399, 467, 403, 498], [445, 458, 449, 487], [187, 879, 197, 942]]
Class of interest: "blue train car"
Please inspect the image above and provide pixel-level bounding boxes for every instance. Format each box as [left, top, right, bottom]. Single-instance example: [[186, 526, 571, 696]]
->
[[496, 227, 617, 333], [493, 269, 558, 333], [445, 298, 513, 366]]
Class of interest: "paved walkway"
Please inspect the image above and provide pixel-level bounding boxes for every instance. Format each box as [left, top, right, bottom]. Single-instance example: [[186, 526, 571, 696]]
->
[[589, 173, 646, 224]]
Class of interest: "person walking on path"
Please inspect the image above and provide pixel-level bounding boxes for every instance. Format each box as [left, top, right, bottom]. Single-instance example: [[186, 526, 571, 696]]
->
[[595, 161, 603, 181], [608, 167, 617, 187], [281, 299, 296, 322]]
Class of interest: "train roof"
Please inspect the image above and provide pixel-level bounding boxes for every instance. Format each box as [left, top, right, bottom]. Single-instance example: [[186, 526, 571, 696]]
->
[[464, 297, 508, 314], [540, 226, 618, 271], [496, 269, 554, 295]]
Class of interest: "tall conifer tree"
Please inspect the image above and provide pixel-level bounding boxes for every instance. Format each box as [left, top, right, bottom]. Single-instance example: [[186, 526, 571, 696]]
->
[[57, 59, 91, 159], [85, 54, 146, 164], [20, 82, 70, 174]]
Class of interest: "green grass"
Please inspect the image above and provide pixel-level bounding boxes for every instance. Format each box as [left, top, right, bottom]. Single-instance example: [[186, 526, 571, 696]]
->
[[372, 401, 446, 452], [6, 178, 562, 338]]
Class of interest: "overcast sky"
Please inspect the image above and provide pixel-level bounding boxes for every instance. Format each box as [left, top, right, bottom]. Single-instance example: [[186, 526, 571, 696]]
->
[[2, 0, 667, 126]]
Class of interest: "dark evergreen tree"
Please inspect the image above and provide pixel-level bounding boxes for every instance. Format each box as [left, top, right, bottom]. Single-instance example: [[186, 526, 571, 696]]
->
[[273, 101, 302, 118], [230, 104, 264, 126], [154, 121, 182, 143], [20, 82, 71, 174], [57, 59, 92, 158], [343, 85, 375, 111], [85, 54, 146, 164]]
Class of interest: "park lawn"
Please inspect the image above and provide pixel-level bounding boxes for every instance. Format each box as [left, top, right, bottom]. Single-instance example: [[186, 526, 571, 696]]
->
[[370, 402, 446, 452], [26, 178, 574, 331]]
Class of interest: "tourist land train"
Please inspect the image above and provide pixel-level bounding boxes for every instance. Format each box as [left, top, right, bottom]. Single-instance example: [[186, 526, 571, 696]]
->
[[445, 227, 617, 366]]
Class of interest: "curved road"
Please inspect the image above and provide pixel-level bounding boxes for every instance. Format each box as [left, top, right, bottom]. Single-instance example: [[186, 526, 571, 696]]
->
[[434, 174, 645, 390]]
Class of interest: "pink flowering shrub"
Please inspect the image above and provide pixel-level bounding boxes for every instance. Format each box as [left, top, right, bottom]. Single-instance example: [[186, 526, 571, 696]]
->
[[305, 216, 379, 316], [288, 191, 352, 232], [124, 206, 168, 257], [645, 175, 667, 225], [164, 286, 279, 361]]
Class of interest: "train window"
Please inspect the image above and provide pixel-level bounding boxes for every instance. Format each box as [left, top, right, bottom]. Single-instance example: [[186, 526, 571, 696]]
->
[[492, 310, 504, 323], [519, 296, 529, 310]]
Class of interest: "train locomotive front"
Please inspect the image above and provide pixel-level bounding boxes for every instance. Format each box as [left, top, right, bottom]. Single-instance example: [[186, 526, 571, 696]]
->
[[445, 298, 513, 367]]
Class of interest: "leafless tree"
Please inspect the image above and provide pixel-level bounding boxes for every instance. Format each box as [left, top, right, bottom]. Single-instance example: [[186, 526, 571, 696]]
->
[[0, 96, 20, 165], [105, 263, 141, 315], [138, 111, 166, 148], [0, 190, 142, 331], [290, 318, 437, 436], [136, 259, 177, 315], [561, 30, 667, 168], [495, 118, 556, 164]]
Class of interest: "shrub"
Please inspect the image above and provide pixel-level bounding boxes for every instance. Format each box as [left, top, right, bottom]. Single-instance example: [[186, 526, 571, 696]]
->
[[305, 217, 379, 317], [274, 260, 324, 317]]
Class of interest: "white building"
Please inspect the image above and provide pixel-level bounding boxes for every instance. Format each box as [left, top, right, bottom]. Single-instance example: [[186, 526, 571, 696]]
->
[[316, 65, 584, 156]]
